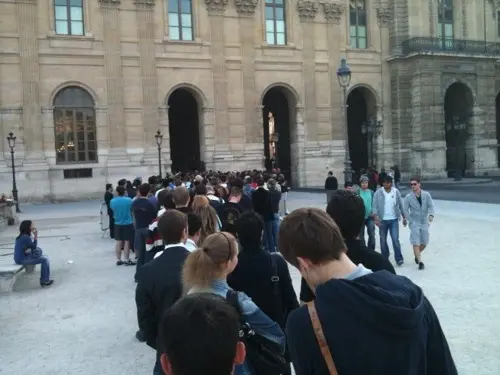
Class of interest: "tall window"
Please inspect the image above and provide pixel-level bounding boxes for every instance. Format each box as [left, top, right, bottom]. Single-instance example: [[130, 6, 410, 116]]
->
[[497, 10, 500, 37], [54, 0, 84, 36], [265, 0, 286, 45], [53, 87, 97, 164], [349, 0, 367, 49], [438, 0, 454, 48], [168, 0, 193, 41]]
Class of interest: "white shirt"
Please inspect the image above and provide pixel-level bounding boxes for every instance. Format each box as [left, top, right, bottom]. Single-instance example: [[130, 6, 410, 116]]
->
[[185, 239, 198, 252], [382, 188, 397, 220], [155, 188, 165, 198], [154, 242, 189, 259]]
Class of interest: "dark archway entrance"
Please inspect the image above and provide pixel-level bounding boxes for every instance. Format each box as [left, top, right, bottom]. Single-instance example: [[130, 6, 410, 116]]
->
[[262, 87, 293, 183], [346, 87, 377, 174], [167, 88, 201, 173], [444, 82, 473, 178], [496, 93, 500, 168]]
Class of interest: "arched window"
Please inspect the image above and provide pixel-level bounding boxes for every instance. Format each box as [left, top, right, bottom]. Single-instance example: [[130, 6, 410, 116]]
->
[[265, 0, 286, 45], [438, 0, 453, 49], [168, 0, 193, 41], [349, 0, 367, 49], [53, 87, 97, 164]]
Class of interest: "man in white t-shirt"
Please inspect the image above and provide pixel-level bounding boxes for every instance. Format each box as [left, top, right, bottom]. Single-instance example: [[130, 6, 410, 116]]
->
[[372, 175, 406, 266]]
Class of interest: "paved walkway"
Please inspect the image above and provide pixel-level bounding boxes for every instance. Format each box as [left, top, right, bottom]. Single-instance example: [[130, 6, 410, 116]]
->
[[0, 193, 499, 375]]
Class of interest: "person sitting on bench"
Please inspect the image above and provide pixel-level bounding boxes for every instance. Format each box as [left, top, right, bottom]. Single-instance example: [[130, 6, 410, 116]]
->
[[14, 220, 53, 287]]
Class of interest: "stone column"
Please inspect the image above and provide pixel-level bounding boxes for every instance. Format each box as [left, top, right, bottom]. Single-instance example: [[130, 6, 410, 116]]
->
[[158, 106, 172, 173], [297, 1, 318, 141], [135, 0, 159, 155], [98, 0, 127, 163], [205, 0, 230, 156], [17, 0, 44, 159]]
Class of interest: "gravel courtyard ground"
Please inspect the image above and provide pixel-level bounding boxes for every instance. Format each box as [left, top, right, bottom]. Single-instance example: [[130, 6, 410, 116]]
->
[[0, 192, 499, 375]]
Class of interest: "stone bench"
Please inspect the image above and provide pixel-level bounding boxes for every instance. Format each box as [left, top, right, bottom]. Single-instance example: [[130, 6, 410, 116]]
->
[[0, 263, 36, 293]]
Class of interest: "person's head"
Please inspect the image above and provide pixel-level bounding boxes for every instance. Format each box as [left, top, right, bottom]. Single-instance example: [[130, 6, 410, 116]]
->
[[236, 211, 264, 249], [194, 183, 207, 196], [206, 185, 215, 196], [162, 179, 170, 188], [192, 204, 219, 245], [382, 175, 393, 190], [359, 175, 369, 190], [244, 176, 252, 185], [173, 186, 190, 207], [116, 185, 126, 196], [279, 208, 346, 289], [191, 195, 209, 211], [410, 176, 421, 193], [158, 293, 245, 375], [18, 220, 33, 237], [126, 180, 133, 189], [256, 177, 265, 187], [105, 183, 113, 192], [326, 190, 365, 241], [344, 181, 354, 191], [328, 171, 333, 176], [215, 185, 228, 199], [138, 183, 151, 197], [229, 178, 244, 196], [118, 178, 126, 187], [174, 179, 183, 187], [267, 178, 277, 191], [158, 209, 188, 245], [183, 232, 239, 290], [159, 190, 175, 209], [187, 212, 202, 245]]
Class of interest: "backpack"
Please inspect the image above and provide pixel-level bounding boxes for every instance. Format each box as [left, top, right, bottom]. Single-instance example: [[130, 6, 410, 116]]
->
[[226, 290, 288, 375], [220, 203, 242, 234]]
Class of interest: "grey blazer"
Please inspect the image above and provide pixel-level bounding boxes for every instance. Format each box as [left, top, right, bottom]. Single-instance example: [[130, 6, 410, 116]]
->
[[403, 190, 435, 225], [372, 187, 405, 220]]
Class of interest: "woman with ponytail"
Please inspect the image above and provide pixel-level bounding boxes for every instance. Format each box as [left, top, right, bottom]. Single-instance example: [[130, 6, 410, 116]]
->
[[183, 232, 285, 375]]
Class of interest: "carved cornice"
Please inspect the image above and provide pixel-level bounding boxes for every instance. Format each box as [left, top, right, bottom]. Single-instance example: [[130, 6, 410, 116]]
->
[[134, 0, 155, 6], [234, 0, 258, 15], [487, 0, 500, 17], [297, 0, 319, 21], [376, 7, 391, 26], [322, 2, 344, 23], [97, 0, 120, 4], [205, 0, 228, 14]]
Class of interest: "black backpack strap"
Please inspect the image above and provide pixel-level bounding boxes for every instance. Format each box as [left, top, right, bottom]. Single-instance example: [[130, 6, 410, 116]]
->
[[270, 254, 283, 316]]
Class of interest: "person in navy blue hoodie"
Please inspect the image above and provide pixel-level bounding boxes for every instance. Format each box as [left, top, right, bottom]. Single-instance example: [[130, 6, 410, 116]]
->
[[279, 207, 457, 375]]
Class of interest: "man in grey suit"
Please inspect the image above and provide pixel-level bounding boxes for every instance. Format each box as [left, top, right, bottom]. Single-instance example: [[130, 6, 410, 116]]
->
[[403, 177, 435, 270]]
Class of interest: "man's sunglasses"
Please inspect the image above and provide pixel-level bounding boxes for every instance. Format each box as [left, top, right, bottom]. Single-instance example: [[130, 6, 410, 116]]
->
[[410, 182, 418, 186]]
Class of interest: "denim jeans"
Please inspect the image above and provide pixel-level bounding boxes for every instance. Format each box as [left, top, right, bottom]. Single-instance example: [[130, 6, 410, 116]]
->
[[22, 255, 50, 283], [264, 213, 280, 253], [379, 219, 403, 262], [134, 227, 150, 280], [359, 217, 376, 251]]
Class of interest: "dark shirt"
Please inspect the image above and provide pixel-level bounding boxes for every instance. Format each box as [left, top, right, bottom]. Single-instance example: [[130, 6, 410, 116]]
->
[[268, 189, 282, 214], [324, 176, 338, 190], [104, 191, 113, 215], [227, 246, 299, 328], [176, 206, 191, 214], [300, 238, 396, 302], [252, 187, 272, 220], [287, 271, 457, 375], [417, 195, 422, 206], [132, 198, 157, 229], [14, 235, 38, 264]]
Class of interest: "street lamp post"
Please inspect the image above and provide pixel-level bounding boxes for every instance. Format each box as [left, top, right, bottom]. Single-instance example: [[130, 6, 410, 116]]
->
[[154, 130, 164, 179], [337, 58, 352, 184], [446, 116, 467, 181], [361, 116, 383, 167], [6, 132, 20, 213]]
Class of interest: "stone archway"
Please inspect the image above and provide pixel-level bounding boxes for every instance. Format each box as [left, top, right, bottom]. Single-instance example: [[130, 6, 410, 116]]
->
[[444, 82, 473, 179], [346, 86, 378, 175], [261, 85, 298, 183], [167, 87, 202, 172]]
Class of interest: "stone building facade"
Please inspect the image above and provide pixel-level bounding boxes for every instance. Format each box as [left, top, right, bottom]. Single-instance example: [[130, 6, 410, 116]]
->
[[0, 0, 499, 201]]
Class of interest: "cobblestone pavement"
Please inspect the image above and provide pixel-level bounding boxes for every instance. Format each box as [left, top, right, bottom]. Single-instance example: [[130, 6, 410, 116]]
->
[[0, 192, 499, 375]]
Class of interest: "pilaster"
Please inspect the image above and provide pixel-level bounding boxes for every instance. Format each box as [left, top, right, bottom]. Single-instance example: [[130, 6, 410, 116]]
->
[[297, 0, 318, 140], [157, 106, 172, 172], [99, 0, 128, 164]]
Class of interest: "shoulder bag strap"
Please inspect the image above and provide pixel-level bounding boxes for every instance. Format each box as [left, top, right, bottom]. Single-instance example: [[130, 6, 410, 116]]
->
[[270, 254, 283, 314], [307, 302, 338, 375]]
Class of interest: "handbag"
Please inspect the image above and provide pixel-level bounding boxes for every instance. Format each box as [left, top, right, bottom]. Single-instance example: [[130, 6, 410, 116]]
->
[[307, 302, 338, 375], [226, 289, 288, 375]]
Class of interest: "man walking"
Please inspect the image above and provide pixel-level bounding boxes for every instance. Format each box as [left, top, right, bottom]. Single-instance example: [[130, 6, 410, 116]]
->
[[372, 175, 406, 266], [324, 171, 338, 204], [358, 175, 375, 251], [403, 177, 435, 270]]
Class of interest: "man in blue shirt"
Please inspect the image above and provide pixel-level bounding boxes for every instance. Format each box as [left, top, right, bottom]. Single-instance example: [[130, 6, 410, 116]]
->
[[110, 186, 135, 266]]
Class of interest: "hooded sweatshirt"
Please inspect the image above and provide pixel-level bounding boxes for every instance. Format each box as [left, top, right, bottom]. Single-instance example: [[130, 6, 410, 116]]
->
[[286, 270, 457, 375]]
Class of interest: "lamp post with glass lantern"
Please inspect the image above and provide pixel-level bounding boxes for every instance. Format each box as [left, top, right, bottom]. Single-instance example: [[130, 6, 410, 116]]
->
[[6, 132, 20, 213], [154, 130, 164, 179], [361, 116, 383, 167], [446, 116, 467, 181], [337, 58, 353, 183]]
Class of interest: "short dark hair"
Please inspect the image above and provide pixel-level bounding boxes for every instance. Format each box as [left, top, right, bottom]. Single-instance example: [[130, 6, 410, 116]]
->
[[236, 211, 264, 248], [118, 179, 126, 187], [173, 186, 190, 206], [410, 176, 421, 183], [138, 183, 151, 197], [158, 209, 187, 244], [158, 190, 175, 209], [328, 171, 333, 176], [158, 293, 240, 375], [279, 208, 346, 268], [326, 190, 365, 241], [344, 181, 353, 188], [382, 175, 393, 183], [116, 186, 125, 196], [105, 183, 112, 190], [187, 212, 202, 237], [194, 183, 207, 196]]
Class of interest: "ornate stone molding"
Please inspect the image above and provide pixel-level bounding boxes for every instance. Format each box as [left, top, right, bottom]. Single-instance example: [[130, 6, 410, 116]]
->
[[234, 0, 258, 15], [205, 0, 228, 13], [487, 0, 500, 17], [97, 0, 120, 4], [376, 7, 391, 26], [322, 2, 344, 23], [297, 0, 319, 21], [134, 0, 155, 6]]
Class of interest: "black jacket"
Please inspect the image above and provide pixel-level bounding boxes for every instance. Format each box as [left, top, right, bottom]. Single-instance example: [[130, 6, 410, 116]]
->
[[227, 247, 299, 328], [252, 188, 273, 220], [300, 239, 395, 302], [287, 271, 457, 375], [104, 191, 113, 215], [268, 189, 282, 214], [135, 246, 189, 349], [324, 176, 338, 190]]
